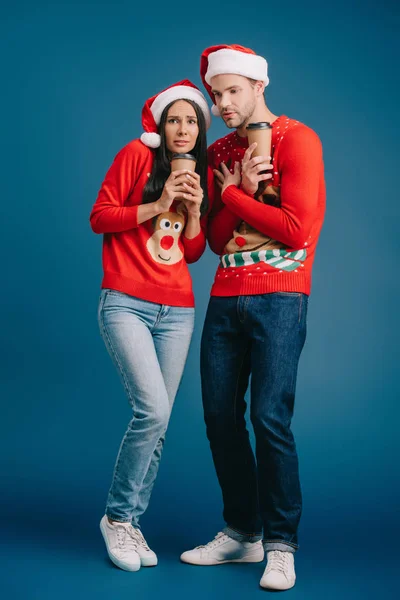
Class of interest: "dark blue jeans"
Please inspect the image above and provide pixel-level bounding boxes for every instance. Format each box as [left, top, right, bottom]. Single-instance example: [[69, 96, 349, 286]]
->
[[201, 292, 308, 553]]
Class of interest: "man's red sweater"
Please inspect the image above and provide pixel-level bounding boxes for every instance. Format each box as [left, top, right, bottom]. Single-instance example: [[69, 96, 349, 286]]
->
[[90, 139, 212, 307], [207, 115, 326, 296]]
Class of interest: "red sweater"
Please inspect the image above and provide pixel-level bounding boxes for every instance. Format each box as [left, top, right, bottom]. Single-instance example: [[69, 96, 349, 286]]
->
[[207, 115, 326, 296], [90, 139, 213, 307]]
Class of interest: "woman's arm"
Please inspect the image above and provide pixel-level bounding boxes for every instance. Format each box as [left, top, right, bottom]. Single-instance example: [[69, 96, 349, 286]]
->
[[90, 142, 190, 234], [90, 142, 145, 234], [181, 167, 214, 263], [181, 214, 207, 264]]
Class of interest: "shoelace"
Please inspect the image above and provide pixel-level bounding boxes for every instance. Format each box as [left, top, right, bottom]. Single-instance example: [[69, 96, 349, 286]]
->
[[196, 532, 228, 551], [266, 550, 289, 573], [128, 527, 151, 551], [115, 525, 138, 553]]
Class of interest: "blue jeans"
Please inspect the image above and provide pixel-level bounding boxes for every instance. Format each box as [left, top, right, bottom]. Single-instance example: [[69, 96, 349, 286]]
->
[[98, 289, 195, 526], [201, 292, 308, 553]]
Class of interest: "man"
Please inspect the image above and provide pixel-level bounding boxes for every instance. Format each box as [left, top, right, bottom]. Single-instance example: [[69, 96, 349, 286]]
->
[[180, 45, 326, 591]]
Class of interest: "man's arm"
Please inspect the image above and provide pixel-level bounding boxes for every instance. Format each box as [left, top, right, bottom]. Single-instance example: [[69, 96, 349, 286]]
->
[[206, 146, 242, 255], [207, 194, 242, 255], [220, 126, 323, 248]]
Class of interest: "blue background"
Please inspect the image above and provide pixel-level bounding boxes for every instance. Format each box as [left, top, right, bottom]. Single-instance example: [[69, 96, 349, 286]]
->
[[1, 0, 398, 598]]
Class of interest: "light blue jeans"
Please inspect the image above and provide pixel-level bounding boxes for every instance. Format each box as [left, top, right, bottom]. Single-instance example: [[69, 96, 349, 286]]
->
[[98, 288, 195, 526]]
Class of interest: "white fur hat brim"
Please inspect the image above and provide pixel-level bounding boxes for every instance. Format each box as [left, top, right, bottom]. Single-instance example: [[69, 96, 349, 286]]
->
[[151, 85, 211, 129], [205, 48, 269, 86]]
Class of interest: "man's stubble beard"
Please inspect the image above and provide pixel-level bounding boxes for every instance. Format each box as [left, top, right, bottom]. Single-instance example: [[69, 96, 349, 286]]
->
[[224, 98, 257, 130]]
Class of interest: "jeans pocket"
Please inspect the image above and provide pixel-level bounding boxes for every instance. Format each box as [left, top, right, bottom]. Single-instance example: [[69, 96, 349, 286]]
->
[[101, 289, 135, 312], [268, 292, 306, 324], [274, 292, 302, 297], [298, 294, 308, 324], [103, 288, 127, 298], [97, 289, 108, 321]]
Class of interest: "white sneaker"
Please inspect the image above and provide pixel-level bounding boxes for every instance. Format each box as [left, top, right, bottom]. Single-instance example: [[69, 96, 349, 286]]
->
[[129, 527, 158, 567], [100, 516, 141, 571], [260, 550, 296, 590], [180, 531, 264, 566]]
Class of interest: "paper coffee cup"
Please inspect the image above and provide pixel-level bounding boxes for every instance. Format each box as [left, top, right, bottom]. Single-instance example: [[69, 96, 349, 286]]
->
[[246, 122, 272, 199], [246, 122, 272, 158], [170, 153, 197, 202], [170, 153, 197, 172]]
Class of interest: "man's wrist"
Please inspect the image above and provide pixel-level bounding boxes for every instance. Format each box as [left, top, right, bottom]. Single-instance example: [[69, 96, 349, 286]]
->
[[239, 182, 255, 196], [221, 183, 237, 197]]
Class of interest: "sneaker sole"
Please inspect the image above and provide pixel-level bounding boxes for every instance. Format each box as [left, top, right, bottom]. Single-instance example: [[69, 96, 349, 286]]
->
[[260, 579, 296, 591], [140, 557, 158, 567], [181, 551, 264, 566], [100, 520, 141, 572]]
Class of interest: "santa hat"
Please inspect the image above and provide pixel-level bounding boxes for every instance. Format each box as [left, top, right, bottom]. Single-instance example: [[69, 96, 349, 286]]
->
[[140, 79, 211, 148], [200, 45, 269, 116]]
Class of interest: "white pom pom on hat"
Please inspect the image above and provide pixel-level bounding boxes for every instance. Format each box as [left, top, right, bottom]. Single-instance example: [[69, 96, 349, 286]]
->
[[140, 80, 211, 148], [200, 44, 269, 117], [140, 132, 161, 148]]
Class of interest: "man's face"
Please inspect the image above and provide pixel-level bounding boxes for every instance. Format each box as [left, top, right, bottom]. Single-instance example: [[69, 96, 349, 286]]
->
[[210, 74, 257, 129]]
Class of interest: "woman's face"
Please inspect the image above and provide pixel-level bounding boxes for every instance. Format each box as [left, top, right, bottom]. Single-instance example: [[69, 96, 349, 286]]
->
[[164, 100, 199, 155]]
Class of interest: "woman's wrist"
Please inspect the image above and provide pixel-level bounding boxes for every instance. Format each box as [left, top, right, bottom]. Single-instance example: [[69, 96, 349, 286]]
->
[[137, 199, 165, 225], [153, 199, 166, 215], [184, 212, 202, 239], [186, 209, 201, 220]]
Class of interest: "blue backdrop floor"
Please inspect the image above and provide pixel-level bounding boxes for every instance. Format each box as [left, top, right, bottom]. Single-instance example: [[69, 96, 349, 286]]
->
[[1, 513, 397, 600]]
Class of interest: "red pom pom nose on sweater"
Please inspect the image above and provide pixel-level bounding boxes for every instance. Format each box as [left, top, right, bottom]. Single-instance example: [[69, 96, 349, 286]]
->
[[235, 236, 247, 247], [160, 235, 174, 250]]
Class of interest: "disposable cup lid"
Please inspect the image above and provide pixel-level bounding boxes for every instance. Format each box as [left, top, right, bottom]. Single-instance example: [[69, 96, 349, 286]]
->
[[170, 153, 197, 161], [246, 122, 272, 130]]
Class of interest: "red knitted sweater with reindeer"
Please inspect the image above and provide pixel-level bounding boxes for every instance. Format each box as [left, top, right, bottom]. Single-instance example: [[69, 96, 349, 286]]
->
[[90, 139, 213, 307], [207, 115, 326, 296]]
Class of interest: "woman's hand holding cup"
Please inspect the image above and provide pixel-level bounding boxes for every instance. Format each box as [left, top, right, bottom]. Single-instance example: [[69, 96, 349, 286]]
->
[[180, 171, 203, 217], [156, 170, 191, 213]]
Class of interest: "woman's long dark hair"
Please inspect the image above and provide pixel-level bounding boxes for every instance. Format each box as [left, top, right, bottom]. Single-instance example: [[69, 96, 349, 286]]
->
[[142, 99, 209, 215]]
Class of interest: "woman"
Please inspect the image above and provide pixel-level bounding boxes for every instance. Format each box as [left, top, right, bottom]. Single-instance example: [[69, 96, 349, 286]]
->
[[90, 80, 212, 572]]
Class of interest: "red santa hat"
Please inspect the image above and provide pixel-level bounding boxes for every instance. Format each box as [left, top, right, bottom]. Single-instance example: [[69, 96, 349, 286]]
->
[[200, 45, 269, 116], [140, 79, 211, 148]]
